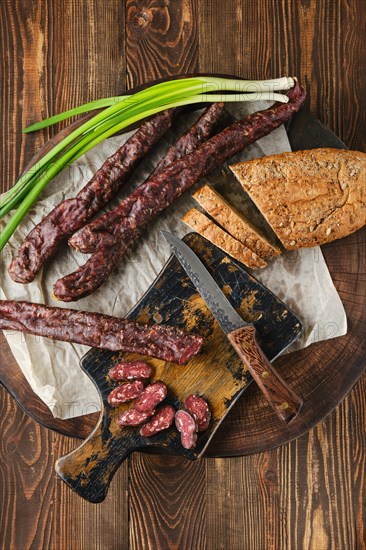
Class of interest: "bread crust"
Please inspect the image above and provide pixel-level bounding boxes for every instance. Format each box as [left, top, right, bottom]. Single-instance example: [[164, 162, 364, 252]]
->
[[230, 148, 366, 249], [182, 208, 267, 269], [193, 184, 281, 259]]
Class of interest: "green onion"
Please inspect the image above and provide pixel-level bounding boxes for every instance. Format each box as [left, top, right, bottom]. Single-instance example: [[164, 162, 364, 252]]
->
[[74, 92, 289, 158], [0, 78, 204, 210], [22, 96, 127, 134], [22, 76, 293, 134], [22, 78, 202, 134], [0, 76, 294, 251]]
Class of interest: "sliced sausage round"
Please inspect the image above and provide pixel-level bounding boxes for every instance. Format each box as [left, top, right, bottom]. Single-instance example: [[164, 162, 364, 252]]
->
[[107, 380, 144, 407], [117, 408, 155, 427], [175, 410, 198, 450], [140, 405, 175, 437], [184, 394, 211, 431], [109, 361, 152, 381], [134, 381, 167, 412]]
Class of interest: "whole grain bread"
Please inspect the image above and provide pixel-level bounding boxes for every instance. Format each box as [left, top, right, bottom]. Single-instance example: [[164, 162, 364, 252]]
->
[[230, 148, 366, 249], [193, 184, 281, 259], [182, 208, 267, 269]]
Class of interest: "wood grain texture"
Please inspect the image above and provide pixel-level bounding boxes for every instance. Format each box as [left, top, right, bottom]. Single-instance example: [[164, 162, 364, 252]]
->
[[126, 0, 199, 87], [125, 2, 365, 548], [129, 454, 206, 549], [0, 383, 130, 550], [350, 374, 366, 549], [198, 0, 366, 152], [206, 408, 360, 550], [0, 0, 129, 548], [0, 0, 365, 548]]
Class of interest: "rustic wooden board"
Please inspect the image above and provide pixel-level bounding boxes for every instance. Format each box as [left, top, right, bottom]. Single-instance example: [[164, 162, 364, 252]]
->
[[1, 0, 365, 547], [56, 233, 301, 502]]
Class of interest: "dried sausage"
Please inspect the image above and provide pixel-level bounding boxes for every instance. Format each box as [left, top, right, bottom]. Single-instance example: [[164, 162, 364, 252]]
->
[[54, 80, 306, 301], [140, 404, 175, 437], [149, 102, 226, 176], [175, 410, 198, 450], [69, 82, 304, 254], [8, 110, 177, 283], [184, 394, 211, 431], [54, 105, 226, 302], [70, 103, 226, 253], [0, 300, 204, 364], [53, 246, 117, 302], [134, 381, 167, 412], [107, 380, 144, 407], [109, 361, 152, 381], [117, 408, 155, 427]]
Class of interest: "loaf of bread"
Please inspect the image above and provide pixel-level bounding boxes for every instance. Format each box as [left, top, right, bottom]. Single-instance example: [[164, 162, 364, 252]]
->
[[192, 184, 281, 259], [230, 148, 366, 249], [181, 209, 267, 269]]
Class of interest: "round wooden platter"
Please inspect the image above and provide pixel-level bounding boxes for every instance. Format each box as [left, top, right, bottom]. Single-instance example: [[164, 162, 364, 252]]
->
[[1, 74, 365, 456]]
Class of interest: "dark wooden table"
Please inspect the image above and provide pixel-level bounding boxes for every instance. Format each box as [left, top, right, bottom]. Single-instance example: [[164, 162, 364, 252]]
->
[[0, 1, 365, 549]]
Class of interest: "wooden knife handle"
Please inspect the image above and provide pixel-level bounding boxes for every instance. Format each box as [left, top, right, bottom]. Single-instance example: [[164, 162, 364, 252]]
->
[[227, 325, 303, 423]]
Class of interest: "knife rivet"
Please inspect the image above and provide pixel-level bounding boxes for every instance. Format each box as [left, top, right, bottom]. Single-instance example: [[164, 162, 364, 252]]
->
[[262, 371, 270, 379], [280, 402, 289, 410]]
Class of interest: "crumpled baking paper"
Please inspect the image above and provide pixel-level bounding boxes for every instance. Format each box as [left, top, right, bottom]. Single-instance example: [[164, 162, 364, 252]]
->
[[0, 101, 347, 419]]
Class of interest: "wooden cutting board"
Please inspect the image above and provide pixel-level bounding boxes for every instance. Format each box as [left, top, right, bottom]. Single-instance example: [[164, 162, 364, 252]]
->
[[56, 233, 302, 502]]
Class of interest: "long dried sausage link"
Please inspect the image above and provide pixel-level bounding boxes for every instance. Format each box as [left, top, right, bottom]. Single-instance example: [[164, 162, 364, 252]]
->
[[54, 80, 306, 301], [0, 300, 204, 364], [69, 84, 304, 254], [70, 103, 226, 253], [8, 110, 176, 283], [55, 109, 225, 302]]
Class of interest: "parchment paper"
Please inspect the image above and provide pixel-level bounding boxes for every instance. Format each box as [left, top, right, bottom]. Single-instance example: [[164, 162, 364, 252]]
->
[[0, 101, 347, 419]]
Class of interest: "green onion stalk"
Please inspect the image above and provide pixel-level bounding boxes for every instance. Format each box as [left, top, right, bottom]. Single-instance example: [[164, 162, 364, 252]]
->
[[0, 76, 294, 251]]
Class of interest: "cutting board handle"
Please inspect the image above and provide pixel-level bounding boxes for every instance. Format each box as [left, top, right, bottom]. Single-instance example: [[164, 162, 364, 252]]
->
[[55, 422, 135, 503], [227, 325, 303, 423]]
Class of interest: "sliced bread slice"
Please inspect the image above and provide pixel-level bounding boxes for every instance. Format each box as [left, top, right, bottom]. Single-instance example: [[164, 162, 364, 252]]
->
[[193, 184, 281, 259], [230, 148, 366, 250], [181, 208, 267, 269]]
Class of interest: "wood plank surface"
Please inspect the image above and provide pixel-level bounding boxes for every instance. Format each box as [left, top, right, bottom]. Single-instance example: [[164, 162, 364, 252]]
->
[[0, 1, 365, 549], [130, 454, 206, 549], [126, 0, 198, 85], [0, 1, 130, 549]]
